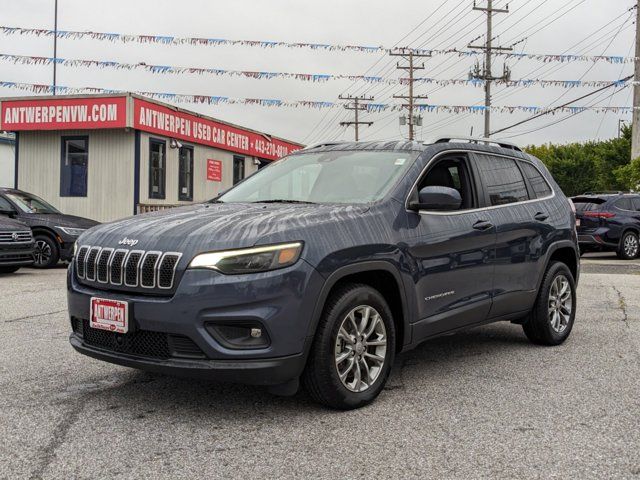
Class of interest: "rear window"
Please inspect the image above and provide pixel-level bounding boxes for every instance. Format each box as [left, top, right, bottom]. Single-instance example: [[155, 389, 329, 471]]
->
[[571, 197, 606, 212], [520, 162, 552, 199], [475, 154, 530, 206]]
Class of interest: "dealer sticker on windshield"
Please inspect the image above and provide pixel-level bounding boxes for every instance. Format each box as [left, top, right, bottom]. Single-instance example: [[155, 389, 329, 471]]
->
[[90, 297, 129, 333]]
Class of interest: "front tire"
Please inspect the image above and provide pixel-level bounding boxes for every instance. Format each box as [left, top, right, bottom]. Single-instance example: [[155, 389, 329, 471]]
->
[[523, 261, 576, 346], [302, 284, 396, 410], [33, 235, 59, 268], [617, 231, 639, 260]]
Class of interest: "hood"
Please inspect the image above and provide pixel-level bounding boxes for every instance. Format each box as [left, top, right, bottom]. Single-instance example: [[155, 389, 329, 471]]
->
[[0, 215, 30, 232], [21, 212, 100, 229], [78, 202, 369, 256]]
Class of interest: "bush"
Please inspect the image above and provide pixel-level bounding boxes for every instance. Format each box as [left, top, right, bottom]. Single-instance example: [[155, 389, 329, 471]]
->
[[524, 125, 634, 197]]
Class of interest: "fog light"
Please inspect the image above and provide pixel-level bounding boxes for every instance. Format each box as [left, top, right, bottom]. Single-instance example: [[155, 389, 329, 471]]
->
[[250, 328, 262, 338], [205, 322, 270, 349]]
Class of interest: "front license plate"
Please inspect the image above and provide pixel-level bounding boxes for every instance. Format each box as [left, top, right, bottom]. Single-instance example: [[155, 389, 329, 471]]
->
[[90, 297, 129, 334], [576, 219, 581, 227]]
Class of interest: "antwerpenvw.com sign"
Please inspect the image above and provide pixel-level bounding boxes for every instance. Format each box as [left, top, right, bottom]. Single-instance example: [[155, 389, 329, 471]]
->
[[0, 94, 302, 161]]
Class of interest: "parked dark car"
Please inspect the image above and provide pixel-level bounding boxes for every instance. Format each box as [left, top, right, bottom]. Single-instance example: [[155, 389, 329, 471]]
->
[[68, 137, 579, 409], [0, 188, 99, 268], [0, 215, 34, 273], [572, 192, 640, 260]]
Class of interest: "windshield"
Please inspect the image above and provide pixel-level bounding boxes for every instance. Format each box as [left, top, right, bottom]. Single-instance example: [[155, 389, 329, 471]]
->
[[218, 150, 418, 204], [6, 192, 60, 214]]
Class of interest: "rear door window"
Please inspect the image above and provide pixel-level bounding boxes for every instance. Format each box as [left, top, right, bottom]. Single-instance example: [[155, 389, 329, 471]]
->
[[632, 198, 640, 211], [519, 162, 552, 199], [475, 154, 529, 206], [615, 198, 633, 211]]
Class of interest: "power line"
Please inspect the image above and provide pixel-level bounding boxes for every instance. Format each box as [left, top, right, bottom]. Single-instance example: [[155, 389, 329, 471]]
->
[[490, 74, 633, 136]]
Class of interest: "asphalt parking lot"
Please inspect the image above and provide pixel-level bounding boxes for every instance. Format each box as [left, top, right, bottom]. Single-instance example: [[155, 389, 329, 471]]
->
[[1, 256, 639, 479]]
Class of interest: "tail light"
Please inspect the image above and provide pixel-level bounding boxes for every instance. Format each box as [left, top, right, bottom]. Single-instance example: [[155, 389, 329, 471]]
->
[[583, 211, 615, 219]]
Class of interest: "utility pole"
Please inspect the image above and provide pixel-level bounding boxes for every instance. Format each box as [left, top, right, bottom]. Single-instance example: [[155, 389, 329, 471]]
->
[[53, 0, 58, 95], [391, 48, 431, 141], [631, 1, 640, 158], [338, 95, 374, 141], [468, 0, 512, 137]]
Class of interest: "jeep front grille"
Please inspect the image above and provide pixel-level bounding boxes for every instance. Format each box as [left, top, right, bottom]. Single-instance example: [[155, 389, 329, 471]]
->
[[75, 245, 182, 290]]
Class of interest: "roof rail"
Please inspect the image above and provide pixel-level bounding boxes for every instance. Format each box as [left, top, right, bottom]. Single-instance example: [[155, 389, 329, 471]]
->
[[301, 141, 350, 151], [425, 136, 523, 152], [582, 191, 626, 195]]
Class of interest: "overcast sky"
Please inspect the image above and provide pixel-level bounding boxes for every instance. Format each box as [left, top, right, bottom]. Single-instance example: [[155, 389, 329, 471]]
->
[[0, 0, 636, 147]]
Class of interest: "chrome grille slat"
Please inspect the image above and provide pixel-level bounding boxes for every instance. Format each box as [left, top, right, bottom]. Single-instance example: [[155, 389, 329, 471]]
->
[[85, 247, 101, 281], [124, 250, 144, 287], [139, 251, 162, 288], [157, 253, 182, 289], [109, 249, 128, 285], [96, 248, 114, 283], [75, 245, 181, 291], [75, 246, 89, 279]]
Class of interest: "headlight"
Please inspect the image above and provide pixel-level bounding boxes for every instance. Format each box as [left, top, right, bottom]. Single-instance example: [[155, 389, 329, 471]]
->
[[56, 226, 86, 237], [189, 242, 303, 274]]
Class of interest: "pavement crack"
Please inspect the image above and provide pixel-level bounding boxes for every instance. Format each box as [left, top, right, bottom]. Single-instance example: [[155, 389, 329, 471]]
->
[[4, 309, 67, 323], [28, 402, 84, 480], [612, 286, 629, 326]]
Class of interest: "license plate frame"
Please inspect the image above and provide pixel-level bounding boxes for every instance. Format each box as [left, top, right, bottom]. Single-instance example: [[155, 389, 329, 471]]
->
[[89, 297, 129, 334]]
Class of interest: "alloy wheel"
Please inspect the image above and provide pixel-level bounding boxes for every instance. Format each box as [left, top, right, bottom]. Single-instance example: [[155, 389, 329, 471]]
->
[[34, 240, 52, 266], [624, 234, 639, 258], [334, 305, 387, 393], [548, 274, 572, 334]]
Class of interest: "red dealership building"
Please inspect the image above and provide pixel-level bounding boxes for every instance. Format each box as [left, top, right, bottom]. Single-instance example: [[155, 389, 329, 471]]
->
[[0, 94, 303, 222]]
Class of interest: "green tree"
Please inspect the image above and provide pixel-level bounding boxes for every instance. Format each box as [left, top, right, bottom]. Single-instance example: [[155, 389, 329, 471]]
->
[[524, 125, 633, 197]]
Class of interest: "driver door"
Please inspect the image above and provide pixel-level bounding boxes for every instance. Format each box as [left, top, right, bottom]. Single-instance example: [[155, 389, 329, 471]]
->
[[406, 152, 496, 340]]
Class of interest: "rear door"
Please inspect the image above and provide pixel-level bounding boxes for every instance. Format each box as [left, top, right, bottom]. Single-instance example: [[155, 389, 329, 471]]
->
[[470, 153, 555, 318]]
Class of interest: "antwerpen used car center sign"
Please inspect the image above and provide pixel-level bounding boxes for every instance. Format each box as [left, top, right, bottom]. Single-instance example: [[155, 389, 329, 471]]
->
[[0, 94, 302, 161]]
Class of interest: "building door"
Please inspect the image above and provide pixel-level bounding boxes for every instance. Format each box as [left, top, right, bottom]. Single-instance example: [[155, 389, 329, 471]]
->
[[178, 146, 193, 201], [233, 156, 245, 185]]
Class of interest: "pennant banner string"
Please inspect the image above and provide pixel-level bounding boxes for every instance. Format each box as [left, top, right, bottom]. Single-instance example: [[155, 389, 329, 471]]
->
[[0, 26, 636, 64], [0, 80, 633, 115], [0, 53, 632, 89]]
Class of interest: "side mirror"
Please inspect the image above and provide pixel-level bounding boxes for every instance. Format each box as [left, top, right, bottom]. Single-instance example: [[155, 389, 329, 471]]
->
[[410, 186, 462, 211], [0, 208, 16, 217]]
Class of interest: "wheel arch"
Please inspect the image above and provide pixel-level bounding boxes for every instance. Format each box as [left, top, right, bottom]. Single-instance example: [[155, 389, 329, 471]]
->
[[308, 261, 410, 353], [31, 226, 60, 244], [540, 241, 579, 289]]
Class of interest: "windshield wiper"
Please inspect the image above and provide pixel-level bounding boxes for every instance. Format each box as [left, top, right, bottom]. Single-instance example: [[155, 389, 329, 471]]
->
[[253, 199, 317, 205]]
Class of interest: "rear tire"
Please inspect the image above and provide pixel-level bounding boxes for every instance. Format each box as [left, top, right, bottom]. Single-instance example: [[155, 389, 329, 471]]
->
[[302, 284, 395, 410], [617, 231, 639, 260], [0, 266, 20, 274], [523, 261, 576, 346], [33, 234, 59, 268]]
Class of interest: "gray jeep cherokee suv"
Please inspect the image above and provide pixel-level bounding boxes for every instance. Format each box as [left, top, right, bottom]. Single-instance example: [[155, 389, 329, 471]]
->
[[68, 137, 579, 409]]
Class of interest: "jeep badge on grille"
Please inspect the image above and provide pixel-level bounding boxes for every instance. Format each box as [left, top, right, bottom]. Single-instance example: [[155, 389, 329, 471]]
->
[[118, 237, 139, 247]]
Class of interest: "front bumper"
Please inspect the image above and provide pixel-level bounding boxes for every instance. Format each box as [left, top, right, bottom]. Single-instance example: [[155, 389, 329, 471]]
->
[[69, 334, 310, 385], [67, 259, 324, 385], [0, 242, 35, 266]]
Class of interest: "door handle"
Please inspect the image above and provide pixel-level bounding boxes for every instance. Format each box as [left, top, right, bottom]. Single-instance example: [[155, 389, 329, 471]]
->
[[534, 212, 549, 222], [473, 220, 494, 231]]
